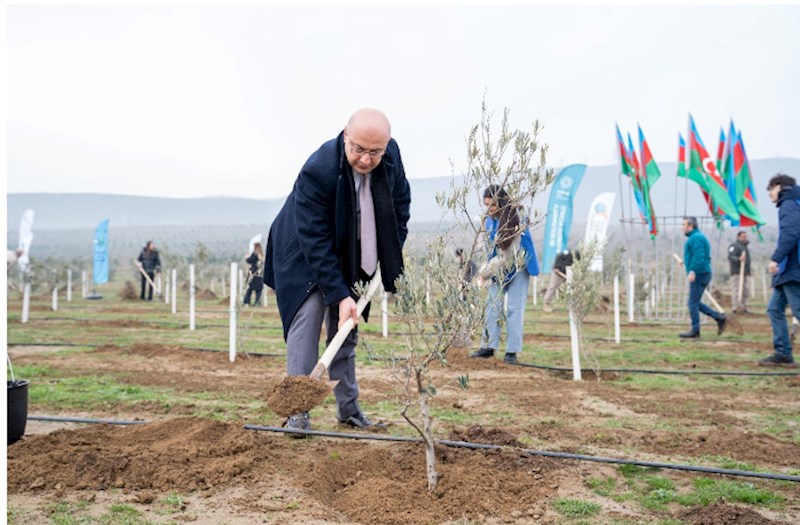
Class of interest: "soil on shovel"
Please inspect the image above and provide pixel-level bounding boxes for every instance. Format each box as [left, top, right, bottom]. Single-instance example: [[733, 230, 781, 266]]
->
[[267, 375, 331, 417]]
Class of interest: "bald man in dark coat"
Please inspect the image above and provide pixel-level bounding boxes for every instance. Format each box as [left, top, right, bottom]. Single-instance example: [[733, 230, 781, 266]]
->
[[265, 108, 411, 431]]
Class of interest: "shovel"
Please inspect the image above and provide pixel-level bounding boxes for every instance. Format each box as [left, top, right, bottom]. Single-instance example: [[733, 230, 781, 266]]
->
[[311, 267, 383, 380], [672, 253, 743, 334], [134, 261, 161, 299], [737, 257, 746, 313], [267, 267, 384, 417]]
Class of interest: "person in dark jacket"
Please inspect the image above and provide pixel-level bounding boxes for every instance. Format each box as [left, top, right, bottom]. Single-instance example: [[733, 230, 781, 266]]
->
[[728, 230, 752, 313], [680, 217, 727, 338], [542, 249, 579, 312], [243, 242, 265, 306], [136, 241, 161, 301], [264, 108, 411, 432], [762, 174, 800, 367]]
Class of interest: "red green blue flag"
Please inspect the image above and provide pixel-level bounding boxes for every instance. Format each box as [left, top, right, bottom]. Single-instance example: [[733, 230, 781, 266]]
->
[[687, 115, 740, 223], [637, 125, 659, 236]]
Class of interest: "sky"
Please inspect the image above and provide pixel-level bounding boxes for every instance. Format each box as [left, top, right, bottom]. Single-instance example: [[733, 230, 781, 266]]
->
[[7, 3, 800, 200]]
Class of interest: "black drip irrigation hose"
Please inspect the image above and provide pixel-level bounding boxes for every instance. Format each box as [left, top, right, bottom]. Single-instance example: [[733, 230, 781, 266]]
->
[[244, 425, 800, 483], [28, 415, 147, 425], [10, 342, 798, 376], [512, 361, 800, 377]]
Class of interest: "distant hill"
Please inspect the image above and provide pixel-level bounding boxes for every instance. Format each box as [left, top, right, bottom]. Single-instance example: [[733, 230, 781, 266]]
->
[[8, 158, 800, 232]]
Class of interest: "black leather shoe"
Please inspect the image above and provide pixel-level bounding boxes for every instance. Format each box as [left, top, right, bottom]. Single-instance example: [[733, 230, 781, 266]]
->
[[503, 353, 518, 364], [716, 315, 728, 335], [339, 412, 387, 429], [470, 347, 495, 358], [679, 331, 700, 338]]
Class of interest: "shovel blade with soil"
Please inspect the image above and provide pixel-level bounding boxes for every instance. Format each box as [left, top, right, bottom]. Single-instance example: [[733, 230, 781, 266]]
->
[[267, 268, 384, 417]]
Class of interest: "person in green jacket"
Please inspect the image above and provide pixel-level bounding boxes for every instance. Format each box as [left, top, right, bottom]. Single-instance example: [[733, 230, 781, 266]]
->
[[680, 217, 727, 338]]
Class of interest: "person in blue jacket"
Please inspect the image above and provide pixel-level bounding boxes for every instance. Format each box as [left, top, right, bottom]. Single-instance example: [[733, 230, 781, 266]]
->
[[763, 174, 800, 367], [265, 108, 411, 432], [471, 185, 540, 364], [680, 217, 727, 338]]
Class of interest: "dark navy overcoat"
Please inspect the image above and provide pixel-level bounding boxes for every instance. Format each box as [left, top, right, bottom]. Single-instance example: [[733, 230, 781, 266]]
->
[[264, 132, 411, 339]]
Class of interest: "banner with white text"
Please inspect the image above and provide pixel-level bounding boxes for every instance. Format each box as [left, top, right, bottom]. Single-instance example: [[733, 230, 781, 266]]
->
[[583, 192, 616, 272], [542, 164, 586, 273], [93, 219, 110, 285]]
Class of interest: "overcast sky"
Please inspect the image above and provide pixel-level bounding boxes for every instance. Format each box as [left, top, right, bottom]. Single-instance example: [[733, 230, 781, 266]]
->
[[7, 4, 800, 200]]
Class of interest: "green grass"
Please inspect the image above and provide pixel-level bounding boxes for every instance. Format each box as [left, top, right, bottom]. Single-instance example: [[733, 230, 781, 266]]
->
[[676, 478, 785, 508], [29, 375, 163, 409], [552, 498, 602, 518], [614, 465, 786, 512], [586, 476, 618, 497], [25, 370, 264, 421], [157, 493, 186, 515], [754, 413, 800, 444]]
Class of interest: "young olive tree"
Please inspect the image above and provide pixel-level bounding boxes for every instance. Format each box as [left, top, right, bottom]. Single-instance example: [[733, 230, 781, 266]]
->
[[392, 99, 553, 491]]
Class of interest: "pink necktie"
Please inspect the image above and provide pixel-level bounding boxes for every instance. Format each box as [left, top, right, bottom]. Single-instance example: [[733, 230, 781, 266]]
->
[[359, 174, 377, 275]]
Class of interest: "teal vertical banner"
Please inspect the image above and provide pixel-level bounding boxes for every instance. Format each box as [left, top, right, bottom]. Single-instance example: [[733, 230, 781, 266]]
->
[[93, 218, 110, 285], [542, 164, 586, 273]]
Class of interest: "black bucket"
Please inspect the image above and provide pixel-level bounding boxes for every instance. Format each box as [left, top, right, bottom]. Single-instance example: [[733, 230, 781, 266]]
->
[[7, 380, 29, 445]]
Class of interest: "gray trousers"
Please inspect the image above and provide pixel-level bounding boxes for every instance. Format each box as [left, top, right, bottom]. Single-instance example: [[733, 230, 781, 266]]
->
[[286, 290, 360, 419]]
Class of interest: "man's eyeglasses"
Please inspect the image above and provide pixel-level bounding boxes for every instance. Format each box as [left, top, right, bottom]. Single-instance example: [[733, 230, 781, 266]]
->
[[349, 141, 385, 159]]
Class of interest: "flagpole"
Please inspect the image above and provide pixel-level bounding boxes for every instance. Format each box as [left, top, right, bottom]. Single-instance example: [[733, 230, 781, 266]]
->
[[617, 171, 629, 249]]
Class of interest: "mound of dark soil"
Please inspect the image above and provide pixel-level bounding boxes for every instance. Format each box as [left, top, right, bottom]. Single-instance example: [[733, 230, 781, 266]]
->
[[677, 503, 786, 524]]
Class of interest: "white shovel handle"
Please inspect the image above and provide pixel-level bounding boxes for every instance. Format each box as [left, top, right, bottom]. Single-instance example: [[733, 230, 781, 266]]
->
[[310, 267, 383, 380]]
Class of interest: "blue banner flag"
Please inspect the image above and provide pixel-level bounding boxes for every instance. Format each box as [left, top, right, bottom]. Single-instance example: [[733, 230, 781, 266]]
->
[[542, 164, 586, 273], [93, 219, 110, 285]]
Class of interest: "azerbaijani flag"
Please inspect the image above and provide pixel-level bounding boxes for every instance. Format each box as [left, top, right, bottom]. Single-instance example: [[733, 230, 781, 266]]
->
[[687, 115, 740, 222], [638, 125, 661, 187], [627, 132, 649, 224], [716, 127, 727, 173], [616, 124, 635, 177], [637, 125, 659, 236], [677, 133, 687, 179], [731, 130, 765, 227]]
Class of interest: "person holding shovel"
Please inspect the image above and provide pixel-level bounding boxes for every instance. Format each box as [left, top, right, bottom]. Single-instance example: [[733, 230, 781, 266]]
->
[[542, 248, 579, 313], [679, 217, 727, 338], [761, 173, 800, 368], [727, 230, 752, 314], [136, 241, 161, 301], [265, 108, 410, 432]]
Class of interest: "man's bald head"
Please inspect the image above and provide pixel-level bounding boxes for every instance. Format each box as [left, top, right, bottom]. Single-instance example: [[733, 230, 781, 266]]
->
[[346, 108, 391, 138]]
